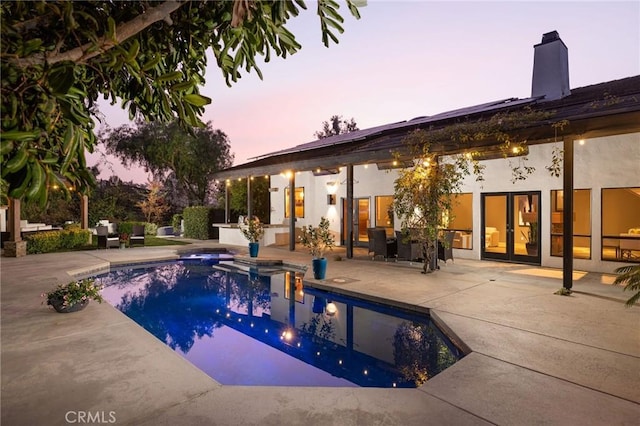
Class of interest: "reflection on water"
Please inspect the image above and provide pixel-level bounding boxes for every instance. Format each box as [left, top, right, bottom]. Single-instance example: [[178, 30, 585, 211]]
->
[[97, 260, 463, 387]]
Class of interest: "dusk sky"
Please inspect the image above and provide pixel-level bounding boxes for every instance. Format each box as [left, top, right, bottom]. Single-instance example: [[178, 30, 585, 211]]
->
[[88, 1, 640, 183]]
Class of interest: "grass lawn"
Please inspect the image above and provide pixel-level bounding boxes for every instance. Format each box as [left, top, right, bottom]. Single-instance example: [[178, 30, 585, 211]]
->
[[136, 236, 191, 247]]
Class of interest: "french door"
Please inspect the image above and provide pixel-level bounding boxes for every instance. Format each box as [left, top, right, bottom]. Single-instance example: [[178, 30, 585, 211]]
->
[[481, 192, 541, 264], [341, 197, 370, 247]]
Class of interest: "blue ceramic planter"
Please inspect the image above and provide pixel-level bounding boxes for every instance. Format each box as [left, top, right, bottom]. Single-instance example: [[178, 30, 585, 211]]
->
[[249, 242, 259, 257], [312, 257, 327, 279]]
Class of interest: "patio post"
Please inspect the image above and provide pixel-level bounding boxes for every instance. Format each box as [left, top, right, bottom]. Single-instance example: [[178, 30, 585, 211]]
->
[[247, 176, 252, 219], [80, 194, 89, 230], [346, 164, 354, 259], [225, 181, 230, 223], [5, 197, 26, 257], [562, 136, 574, 290], [288, 171, 296, 251]]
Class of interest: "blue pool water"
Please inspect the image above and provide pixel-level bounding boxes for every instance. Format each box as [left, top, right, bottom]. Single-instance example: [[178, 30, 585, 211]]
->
[[96, 255, 463, 388]]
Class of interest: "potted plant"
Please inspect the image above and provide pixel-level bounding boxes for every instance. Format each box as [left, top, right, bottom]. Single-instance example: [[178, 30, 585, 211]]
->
[[119, 232, 129, 249], [239, 216, 264, 257], [521, 221, 538, 256], [299, 217, 335, 279], [42, 278, 104, 313]]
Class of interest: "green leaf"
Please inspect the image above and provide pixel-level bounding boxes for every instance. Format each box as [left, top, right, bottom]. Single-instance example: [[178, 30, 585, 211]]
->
[[157, 71, 183, 83], [183, 94, 211, 107], [324, 18, 345, 33], [107, 17, 117, 42], [48, 66, 75, 95]]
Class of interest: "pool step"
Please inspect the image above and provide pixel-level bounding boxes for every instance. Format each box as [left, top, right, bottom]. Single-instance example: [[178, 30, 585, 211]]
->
[[234, 255, 284, 267]]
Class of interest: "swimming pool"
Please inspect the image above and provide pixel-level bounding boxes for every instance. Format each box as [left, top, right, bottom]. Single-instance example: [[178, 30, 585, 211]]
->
[[97, 255, 464, 388]]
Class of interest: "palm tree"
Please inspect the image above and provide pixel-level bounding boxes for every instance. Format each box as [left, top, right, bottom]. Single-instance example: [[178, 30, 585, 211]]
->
[[614, 264, 640, 307]]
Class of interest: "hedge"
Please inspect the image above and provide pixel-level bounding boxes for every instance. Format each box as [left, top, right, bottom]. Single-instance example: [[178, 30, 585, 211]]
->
[[116, 221, 156, 236], [172, 214, 183, 234], [183, 206, 210, 239], [25, 228, 92, 254]]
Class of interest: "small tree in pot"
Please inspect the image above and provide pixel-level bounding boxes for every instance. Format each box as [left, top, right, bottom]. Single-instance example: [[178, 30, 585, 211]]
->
[[299, 217, 335, 279], [239, 216, 264, 257]]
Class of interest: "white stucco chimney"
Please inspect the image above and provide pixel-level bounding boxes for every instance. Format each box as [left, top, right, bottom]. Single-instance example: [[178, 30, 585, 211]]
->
[[531, 31, 570, 100]]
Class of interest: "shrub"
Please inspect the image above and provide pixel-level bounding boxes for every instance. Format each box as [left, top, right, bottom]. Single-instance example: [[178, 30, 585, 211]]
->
[[25, 231, 59, 254], [183, 206, 211, 240], [115, 222, 131, 236], [117, 221, 156, 236], [172, 214, 183, 233], [144, 222, 157, 236], [25, 228, 91, 254]]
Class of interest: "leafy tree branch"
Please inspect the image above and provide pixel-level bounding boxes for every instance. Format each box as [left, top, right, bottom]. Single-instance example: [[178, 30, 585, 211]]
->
[[1, 0, 363, 206]]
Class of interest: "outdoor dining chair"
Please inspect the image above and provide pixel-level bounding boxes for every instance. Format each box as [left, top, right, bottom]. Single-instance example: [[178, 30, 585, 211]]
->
[[96, 225, 119, 249], [438, 231, 455, 263], [395, 230, 422, 261], [130, 225, 145, 247], [371, 228, 396, 261]]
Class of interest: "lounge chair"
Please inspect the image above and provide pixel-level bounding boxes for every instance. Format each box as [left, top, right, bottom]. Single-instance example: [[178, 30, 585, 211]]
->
[[130, 224, 145, 247], [96, 225, 119, 249]]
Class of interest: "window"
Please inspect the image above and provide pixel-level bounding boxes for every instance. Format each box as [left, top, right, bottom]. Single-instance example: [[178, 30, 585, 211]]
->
[[284, 187, 305, 218], [550, 189, 591, 259], [447, 193, 473, 249], [602, 187, 640, 262], [375, 196, 394, 231]]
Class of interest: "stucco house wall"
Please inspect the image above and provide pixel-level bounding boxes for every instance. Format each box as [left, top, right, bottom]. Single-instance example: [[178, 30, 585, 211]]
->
[[268, 131, 639, 274]]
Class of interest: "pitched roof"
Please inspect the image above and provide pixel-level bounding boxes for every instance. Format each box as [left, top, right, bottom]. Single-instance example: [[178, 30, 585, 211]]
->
[[214, 75, 640, 179]]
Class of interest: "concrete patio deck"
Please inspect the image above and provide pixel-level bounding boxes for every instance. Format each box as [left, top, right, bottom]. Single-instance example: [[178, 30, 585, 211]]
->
[[1, 241, 639, 425]]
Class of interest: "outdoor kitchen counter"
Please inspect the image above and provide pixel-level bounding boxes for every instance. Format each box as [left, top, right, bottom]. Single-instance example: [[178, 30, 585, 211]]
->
[[214, 223, 291, 246]]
